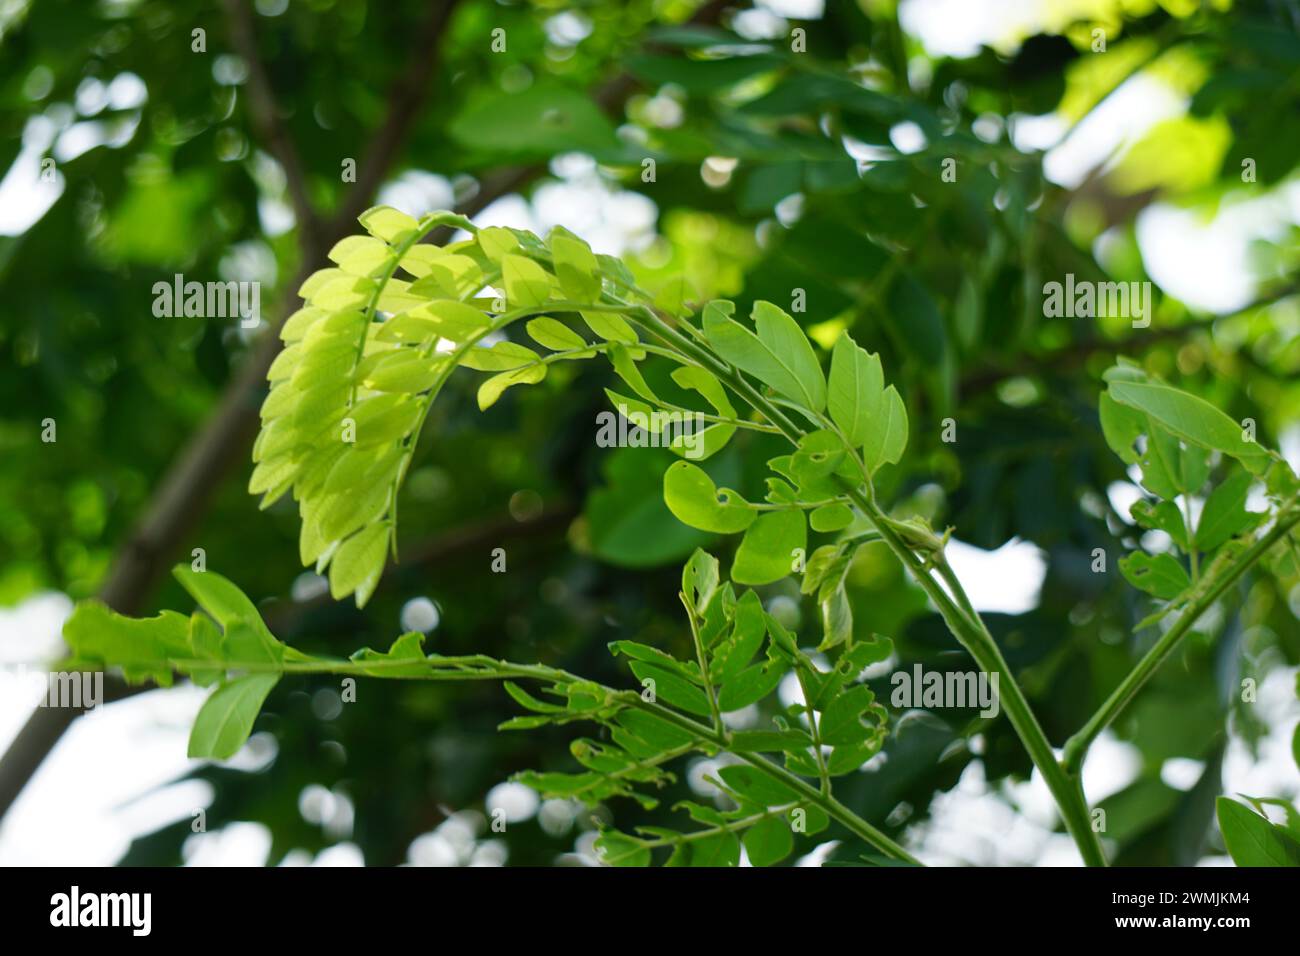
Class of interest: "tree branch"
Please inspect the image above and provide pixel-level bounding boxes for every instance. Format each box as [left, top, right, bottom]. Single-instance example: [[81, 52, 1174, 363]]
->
[[328, 0, 464, 236], [222, 0, 321, 238], [0, 0, 728, 823]]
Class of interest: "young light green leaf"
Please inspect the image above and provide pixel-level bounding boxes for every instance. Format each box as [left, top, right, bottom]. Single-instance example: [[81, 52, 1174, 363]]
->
[[827, 332, 883, 447], [172, 567, 280, 663], [732, 510, 807, 586], [187, 672, 280, 760], [663, 461, 756, 534], [476, 226, 520, 263], [582, 310, 638, 344], [702, 300, 826, 412], [459, 341, 540, 371], [328, 523, 389, 607], [62, 602, 191, 686], [549, 231, 603, 302], [502, 254, 553, 308], [860, 384, 908, 474], [478, 363, 548, 410], [810, 502, 854, 532], [681, 548, 720, 616], [358, 205, 419, 244], [526, 317, 587, 351]]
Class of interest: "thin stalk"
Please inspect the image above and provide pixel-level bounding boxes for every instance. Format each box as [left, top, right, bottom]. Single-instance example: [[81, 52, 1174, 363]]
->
[[1062, 501, 1300, 774], [681, 594, 725, 737], [621, 694, 920, 864], [124, 647, 918, 865], [622, 305, 1107, 865]]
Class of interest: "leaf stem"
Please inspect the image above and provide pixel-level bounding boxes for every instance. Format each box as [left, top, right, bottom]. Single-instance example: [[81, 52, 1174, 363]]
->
[[625, 304, 1108, 865], [1062, 499, 1300, 775]]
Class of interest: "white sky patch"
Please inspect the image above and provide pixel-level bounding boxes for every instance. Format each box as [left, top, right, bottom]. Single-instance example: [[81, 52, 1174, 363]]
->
[[943, 538, 1046, 614], [0, 681, 209, 865], [1136, 187, 1300, 314], [758, 0, 825, 19], [183, 821, 272, 866], [1044, 74, 1185, 189], [0, 120, 64, 236], [1010, 111, 1068, 152], [889, 120, 928, 155], [900, 0, 1008, 58], [461, 159, 658, 257]]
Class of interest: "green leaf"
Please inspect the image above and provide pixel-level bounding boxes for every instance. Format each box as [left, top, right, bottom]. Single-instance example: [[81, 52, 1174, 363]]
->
[[1119, 551, 1191, 600], [328, 523, 389, 607], [732, 510, 806, 586], [582, 310, 638, 344], [502, 254, 553, 307], [448, 82, 620, 159], [861, 385, 908, 474], [187, 673, 280, 760], [819, 684, 883, 746], [609, 640, 698, 682], [358, 205, 419, 244], [711, 589, 767, 682], [628, 662, 712, 716], [744, 814, 795, 866], [1216, 796, 1300, 866], [377, 301, 489, 343], [172, 568, 281, 664], [1197, 468, 1261, 551], [810, 502, 854, 532], [459, 341, 540, 371], [1099, 392, 1143, 465], [329, 235, 393, 276], [476, 226, 520, 263], [716, 658, 784, 711], [607, 343, 660, 404], [549, 230, 603, 302], [1138, 423, 1185, 500], [681, 548, 720, 617], [1130, 499, 1188, 551], [716, 765, 801, 805], [172, 567, 261, 632], [827, 332, 884, 446], [526, 317, 586, 351], [360, 350, 449, 393], [348, 632, 430, 677], [668, 831, 740, 867], [477, 363, 547, 410], [702, 300, 826, 412], [1108, 379, 1269, 473], [62, 602, 191, 686], [595, 830, 652, 867], [663, 461, 756, 533]]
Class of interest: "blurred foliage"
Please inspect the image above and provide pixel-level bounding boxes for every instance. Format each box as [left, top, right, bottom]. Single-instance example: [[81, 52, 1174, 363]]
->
[[1, 0, 1299, 866]]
